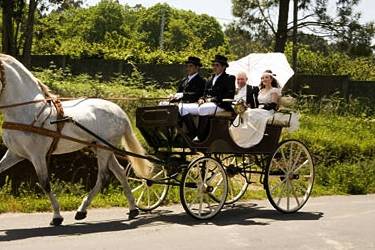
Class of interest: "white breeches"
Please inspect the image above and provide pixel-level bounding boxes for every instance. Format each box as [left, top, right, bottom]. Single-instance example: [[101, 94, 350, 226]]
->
[[179, 102, 225, 116]]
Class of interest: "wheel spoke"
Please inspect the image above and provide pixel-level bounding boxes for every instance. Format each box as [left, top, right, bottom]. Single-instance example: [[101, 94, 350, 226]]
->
[[289, 181, 301, 206], [128, 177, 143, 182], [136, 189, 145, 205], [205, 195, 213, 212], [151, 170, 165, 179], [270, 178, 287, 194], [188, 195, 199, 209], [199, 191, 204, 216], [280, 148, 289, 171], [286, 181, 291, 210], [288, 143, 293, 171], [228, 179, 233, 197], [152, 188, 161, 201], [276, 181, 287, 206], [211, 176, 223, 194], [293, 160, 309, 174], [147, 188, 151, 207], [132, 183, 145, 193], [273, 159, 288, 174], [291, 148, 303, 172]]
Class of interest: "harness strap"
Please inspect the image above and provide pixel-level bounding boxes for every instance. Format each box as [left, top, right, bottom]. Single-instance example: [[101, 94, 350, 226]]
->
[[1, 121, 161, 163], [46, 97, 65, 163], [2, 121, 108, 151]]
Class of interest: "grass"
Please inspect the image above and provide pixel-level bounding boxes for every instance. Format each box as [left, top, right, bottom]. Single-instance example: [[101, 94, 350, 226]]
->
[[0, 69, 374, 213]]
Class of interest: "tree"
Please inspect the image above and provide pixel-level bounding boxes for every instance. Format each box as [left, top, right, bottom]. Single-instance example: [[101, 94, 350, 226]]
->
[[0, 0, 82, 66], [231, 0, 374, 55], [25, 1, 229, 63], [1, 0, 25, 56], [224, 22, 272, 57]]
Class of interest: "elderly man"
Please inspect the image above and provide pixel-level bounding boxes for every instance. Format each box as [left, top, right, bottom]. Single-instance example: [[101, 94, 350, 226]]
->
[[234, 72, 259, 108], [179, 54, 235, 141]]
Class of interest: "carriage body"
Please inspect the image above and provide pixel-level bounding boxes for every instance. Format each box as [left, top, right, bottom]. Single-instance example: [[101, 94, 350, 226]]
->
[[136, 105, 281, 154], [131, 105, 315, 219]]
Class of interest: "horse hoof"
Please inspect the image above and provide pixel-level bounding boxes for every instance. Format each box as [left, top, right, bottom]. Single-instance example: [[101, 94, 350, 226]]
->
[[75, 211, 87, 220], [128, 209, 139, 220], [50, 217, 64, 226]]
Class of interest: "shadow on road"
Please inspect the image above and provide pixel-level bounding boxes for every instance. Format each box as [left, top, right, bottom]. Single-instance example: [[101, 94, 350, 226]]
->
[[0, 203, 323, 241]]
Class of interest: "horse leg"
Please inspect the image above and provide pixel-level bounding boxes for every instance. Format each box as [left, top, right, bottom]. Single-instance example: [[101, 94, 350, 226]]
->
[[75, 150, 110, 221], [0, 150, 24, 174], [31, 156, 63, 226], [108, 154, 139, 220]]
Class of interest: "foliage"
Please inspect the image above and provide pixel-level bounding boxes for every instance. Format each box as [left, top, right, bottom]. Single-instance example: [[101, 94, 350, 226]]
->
[[230, 0, 374, 56], [324, 160, 375, 194], [284, 43, 375, 80], [0, 72, 374, 212], [32, 1, 228, 64], [282, 100, 375, 195]]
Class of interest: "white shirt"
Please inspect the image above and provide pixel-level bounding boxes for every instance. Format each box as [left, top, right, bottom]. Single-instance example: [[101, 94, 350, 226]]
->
[[234, 85, 247, 101], [212, 72, 223, 86], [188, 72, 198, 82]]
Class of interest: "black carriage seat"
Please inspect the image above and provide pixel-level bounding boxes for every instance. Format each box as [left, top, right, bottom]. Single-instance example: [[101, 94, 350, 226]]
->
[[136, 105, 188, 150]]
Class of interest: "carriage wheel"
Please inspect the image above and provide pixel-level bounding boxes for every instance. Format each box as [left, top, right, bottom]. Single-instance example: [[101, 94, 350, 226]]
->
[[125, 163, 169, 211], [265, 140, 315, 213], [180, 156, 228, 220], [220, 155, 250, 204]]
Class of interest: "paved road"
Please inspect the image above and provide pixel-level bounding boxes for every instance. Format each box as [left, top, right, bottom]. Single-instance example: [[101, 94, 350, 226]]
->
[[0, 194, 374, 250]]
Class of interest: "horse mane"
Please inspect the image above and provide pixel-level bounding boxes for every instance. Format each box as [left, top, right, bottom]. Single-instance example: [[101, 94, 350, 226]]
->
[[0, 55, 5, 86], [37, 79, 57, 99], [0, 53, 57, 99]]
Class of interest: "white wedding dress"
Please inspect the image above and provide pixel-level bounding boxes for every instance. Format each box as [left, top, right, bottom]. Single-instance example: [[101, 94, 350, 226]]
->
[[229, 87, 282, 148]]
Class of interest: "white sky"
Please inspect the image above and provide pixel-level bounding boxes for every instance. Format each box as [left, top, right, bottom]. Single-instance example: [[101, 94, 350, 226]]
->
[[84, 0, 374, 26]]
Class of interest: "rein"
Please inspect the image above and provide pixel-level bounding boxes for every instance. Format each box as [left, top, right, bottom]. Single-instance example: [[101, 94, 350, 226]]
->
[[0, 97, 169, 110], [0, 99, 48, 109]]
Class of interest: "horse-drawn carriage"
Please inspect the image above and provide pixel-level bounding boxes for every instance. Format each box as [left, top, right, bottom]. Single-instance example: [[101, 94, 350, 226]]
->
[[126, 104, 315, 219], [0, 53, 314, 225]]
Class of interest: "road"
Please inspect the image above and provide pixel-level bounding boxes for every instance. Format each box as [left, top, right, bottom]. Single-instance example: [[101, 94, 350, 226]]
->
[[0, 194, 374, 250]]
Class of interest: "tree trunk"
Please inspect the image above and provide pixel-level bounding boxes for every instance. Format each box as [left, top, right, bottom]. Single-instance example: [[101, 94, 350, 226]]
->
[[22, 0, 37, 68], [274, 0, 290, 52], [2, 0, 16, 55]]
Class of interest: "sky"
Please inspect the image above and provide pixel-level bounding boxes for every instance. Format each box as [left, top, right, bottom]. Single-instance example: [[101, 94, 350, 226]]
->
[[84, 0, 375, 27]]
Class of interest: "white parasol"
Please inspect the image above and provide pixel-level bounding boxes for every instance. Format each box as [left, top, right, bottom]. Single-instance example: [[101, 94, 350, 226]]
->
[[226, 53, 294, 88]]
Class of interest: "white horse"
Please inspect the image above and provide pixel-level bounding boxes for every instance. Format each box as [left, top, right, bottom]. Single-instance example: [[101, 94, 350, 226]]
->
[[0, 54, 153, 226]]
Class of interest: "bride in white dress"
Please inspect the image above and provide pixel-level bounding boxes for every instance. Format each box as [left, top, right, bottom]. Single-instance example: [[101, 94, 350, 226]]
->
[[229, 70, 281, 148]]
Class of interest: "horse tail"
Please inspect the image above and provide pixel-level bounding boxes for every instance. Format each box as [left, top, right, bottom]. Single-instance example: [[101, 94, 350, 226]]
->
[[121, 122, 153, 178]]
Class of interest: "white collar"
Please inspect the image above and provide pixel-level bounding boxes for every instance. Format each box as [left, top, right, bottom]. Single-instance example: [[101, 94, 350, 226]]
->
[[188, 73, 198, 81]]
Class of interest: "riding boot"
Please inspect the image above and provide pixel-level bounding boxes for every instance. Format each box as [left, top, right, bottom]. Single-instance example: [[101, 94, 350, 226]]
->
[[181, 114, 196, 139], [197, 115, 210, 142]]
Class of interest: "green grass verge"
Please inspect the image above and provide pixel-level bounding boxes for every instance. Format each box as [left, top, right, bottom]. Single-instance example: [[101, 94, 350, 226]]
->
[[0, 70, 374, 213]]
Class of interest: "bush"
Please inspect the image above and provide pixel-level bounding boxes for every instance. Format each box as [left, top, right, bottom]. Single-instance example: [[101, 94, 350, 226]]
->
[[321, 160, 375, 194]]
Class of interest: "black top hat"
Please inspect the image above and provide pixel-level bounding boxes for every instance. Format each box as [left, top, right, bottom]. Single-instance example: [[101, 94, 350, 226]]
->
[[185, 56, 202, 67], [212, 54, 229, 67]]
